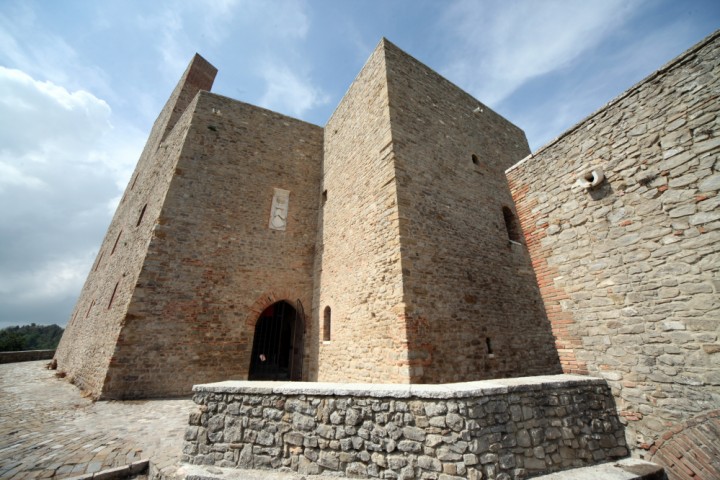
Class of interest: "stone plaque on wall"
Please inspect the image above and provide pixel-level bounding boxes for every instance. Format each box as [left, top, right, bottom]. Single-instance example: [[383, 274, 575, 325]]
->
[[269, 188, 290, 231]]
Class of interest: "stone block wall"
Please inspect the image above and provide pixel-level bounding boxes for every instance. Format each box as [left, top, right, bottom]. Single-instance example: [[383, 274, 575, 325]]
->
[[383, 40, 561, 383], [54, 55, 218, 397], [102, 92, 323, 398], [182, 375, 627, 479], [506, 31, 720, 474], [313, 39, 561, 385], [313, 40, 409, 382]]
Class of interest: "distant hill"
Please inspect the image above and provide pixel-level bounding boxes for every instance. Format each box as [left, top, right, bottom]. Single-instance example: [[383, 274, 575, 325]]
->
[[0, 324, 64, 352]]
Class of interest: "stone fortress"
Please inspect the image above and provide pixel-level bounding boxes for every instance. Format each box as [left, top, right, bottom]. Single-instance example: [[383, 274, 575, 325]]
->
[[55, 32, 719, 479]]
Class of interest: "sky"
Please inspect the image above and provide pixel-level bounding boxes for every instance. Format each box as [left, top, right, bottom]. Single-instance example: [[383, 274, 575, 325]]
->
[[0, 0, 718, 329]]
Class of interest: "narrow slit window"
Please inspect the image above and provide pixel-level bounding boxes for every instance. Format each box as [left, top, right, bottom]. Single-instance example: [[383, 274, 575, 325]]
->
[[108, 282, 119, 309], [486, 337, 493, 355], [322, 190, 328, 205], [136, 204, 148, 227], [94, 250, 104, 271], [471, 153, 479, 165], [85, 299, 96, 319], [323, 306, 331, 342], [111, 231, 122, 255], [502, 206, 522, 243]]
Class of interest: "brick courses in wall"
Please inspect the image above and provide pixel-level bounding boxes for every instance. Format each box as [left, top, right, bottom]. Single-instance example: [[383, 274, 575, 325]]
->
[[647, 409, 720, 479], [506, 31, 720, 479]]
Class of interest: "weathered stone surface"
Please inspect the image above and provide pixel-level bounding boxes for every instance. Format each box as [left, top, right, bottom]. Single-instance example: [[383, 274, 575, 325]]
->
[[56, 37, 559, 399], [51, 20, 720, 480], [314, 37, 559, 385], [446, 413, 464, 432], [698, 174, 720, 192], [184, 377, 625, 478], [507, 30, 720, 480], [402, 426, 426, 442], [418, 455, 442, 472]]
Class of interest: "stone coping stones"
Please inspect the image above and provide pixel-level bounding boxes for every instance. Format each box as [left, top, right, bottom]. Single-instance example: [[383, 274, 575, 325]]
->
[[192, 373, 603, 399]]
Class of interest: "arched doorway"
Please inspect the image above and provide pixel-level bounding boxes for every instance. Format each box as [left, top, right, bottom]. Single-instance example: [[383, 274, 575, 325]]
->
[[248, 300, 304, 381]]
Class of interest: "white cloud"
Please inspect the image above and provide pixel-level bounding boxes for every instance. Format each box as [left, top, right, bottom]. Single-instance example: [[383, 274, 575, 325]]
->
[[258, 61, 330, 117], [0, 65, 143, 194], [0, 66, 141, 192], [0, 162, 45, 190], [499, 12, 704, 151], [136, 0, 312, 81], [0, 254, 92, 304], [440, 0, 645, 106], [0, 3, 112, 99], [0, 67, 145, 325], [0, 66, 111, 158], [157, 11, 191, 76]]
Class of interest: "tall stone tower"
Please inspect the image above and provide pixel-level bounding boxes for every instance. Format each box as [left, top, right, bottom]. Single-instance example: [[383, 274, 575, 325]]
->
[[55, 54, 324, 399], [56, 40, 560, 399], [55, 55, 220, 397], [313, 39, 560, 383]]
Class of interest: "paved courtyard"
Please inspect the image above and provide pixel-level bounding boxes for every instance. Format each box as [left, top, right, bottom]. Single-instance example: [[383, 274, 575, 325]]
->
[[0, 361, 191, 479], [0, 361, 666, 480]]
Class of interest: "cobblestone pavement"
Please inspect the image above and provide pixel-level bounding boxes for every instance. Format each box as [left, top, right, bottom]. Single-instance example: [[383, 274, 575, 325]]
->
[[0, 362, 666, 480], [0, 361, 192, 479]]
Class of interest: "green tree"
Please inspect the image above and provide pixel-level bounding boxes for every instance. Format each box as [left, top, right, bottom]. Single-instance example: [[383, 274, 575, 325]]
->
[[0, 330, 25, 351], [0, 324, 64, 352]]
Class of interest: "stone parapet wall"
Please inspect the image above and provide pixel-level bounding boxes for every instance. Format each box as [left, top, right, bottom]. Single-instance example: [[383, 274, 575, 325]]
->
[[182, 375, 627, 479], [0, 350, 55, 364]]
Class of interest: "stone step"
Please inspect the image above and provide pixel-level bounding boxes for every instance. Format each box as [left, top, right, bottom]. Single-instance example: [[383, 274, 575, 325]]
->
[[176, 464, 350, 480], [177, 459, 664, 480], [533, 458, 665, 479]]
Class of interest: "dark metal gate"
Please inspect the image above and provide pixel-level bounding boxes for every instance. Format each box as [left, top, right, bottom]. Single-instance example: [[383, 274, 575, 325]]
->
[[248, 300, 304, 381], [290, 299, 305, 380]]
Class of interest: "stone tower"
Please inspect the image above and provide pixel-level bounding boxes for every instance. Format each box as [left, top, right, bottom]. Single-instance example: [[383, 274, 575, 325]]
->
[[55, 54, 324, 398], [313, 39, 560, 383], [54, 54, 221, 397], [55, 40, 560, 399]]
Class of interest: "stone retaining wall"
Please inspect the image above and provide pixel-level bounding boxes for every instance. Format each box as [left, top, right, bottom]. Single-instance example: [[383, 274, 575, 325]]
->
[[182, 375, 627, 479], [0, 350, 55, 364]]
